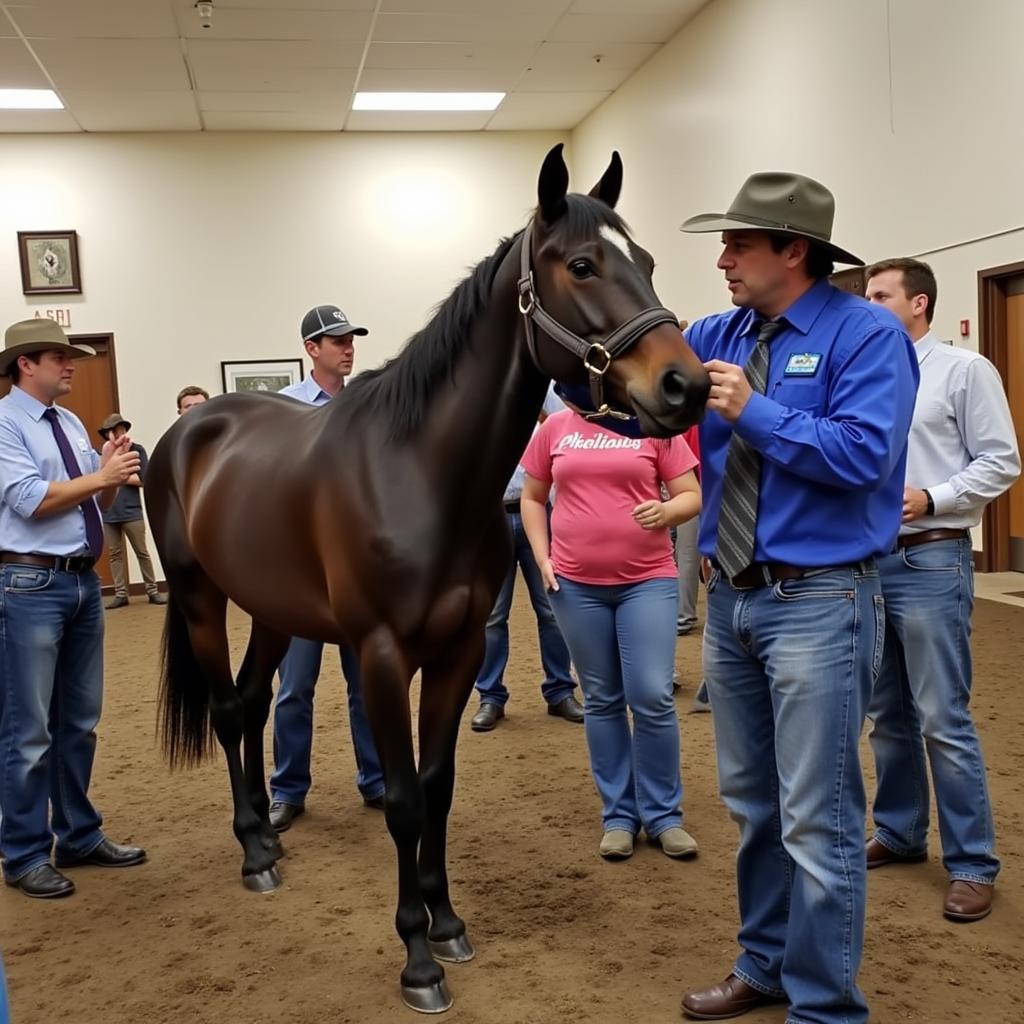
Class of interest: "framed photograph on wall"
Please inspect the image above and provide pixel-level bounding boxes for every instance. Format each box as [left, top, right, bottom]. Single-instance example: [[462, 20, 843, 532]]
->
[[221, 359, 304, 395], [17, 230, 82, 295]]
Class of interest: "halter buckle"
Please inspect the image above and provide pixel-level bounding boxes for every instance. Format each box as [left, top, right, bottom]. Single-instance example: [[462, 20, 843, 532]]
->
[[583, 342, 612, 376], [517, 273, 536, 316]]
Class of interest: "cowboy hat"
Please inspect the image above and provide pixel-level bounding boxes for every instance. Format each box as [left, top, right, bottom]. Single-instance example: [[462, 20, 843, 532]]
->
[[98, 412, 132, 438], [680, 171, 863, 266], [0, 318, 96, 377]]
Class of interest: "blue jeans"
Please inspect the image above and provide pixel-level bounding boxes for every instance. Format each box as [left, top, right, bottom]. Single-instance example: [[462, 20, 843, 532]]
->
[[868, 539, 998, 883], [548, 575, 682, 837], [475, 511, 575, 708], [270, 637, 384, 805], [0, 565, 105, 881], [703, 564, 883, 1024]]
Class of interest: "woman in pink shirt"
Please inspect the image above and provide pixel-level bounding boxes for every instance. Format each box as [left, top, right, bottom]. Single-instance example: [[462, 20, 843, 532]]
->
[[521, 408, 701, 861]]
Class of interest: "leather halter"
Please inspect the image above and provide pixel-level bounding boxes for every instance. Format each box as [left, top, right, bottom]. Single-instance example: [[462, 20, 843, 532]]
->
[[516, 219, 679, 420]]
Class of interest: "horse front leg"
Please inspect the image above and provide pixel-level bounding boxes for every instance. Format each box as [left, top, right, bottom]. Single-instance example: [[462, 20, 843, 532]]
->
[[360, 627, 450, 1013], [236, 622, 291, 865], [417, 635, 485, 964]]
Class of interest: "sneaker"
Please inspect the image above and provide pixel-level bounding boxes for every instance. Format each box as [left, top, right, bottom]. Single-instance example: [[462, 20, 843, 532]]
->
[[599, 829, 635, 860], [105, 595, 129, 610], [656, 827, 699, 859]]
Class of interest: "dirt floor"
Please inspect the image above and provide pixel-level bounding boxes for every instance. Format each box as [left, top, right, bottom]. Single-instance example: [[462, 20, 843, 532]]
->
[[2, 587, 1022, 1024]]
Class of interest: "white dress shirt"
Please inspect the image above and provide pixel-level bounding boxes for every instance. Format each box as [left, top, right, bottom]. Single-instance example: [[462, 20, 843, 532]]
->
[[902, 332, 1021, 534]]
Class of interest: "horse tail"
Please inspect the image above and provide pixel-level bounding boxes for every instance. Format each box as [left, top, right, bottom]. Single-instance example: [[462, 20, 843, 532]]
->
[[159, 590, 214, 768]]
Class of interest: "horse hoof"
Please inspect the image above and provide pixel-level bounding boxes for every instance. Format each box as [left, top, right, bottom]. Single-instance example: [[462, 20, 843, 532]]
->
[[429, 934, 476, 963], [242, 866, 281, 893], [401, 979, 453, 1014]]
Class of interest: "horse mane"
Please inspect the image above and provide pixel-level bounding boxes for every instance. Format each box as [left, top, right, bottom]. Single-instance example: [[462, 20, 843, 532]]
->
[[342, 195, 630, 441]]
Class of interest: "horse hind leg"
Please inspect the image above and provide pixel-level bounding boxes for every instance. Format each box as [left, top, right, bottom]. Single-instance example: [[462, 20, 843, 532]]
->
[[359, 627, 451, 1014], [416, 636, 485, 966], [235, 621, 291, 863]]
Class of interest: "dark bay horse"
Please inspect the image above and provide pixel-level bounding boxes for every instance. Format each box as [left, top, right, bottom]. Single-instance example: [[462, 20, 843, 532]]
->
[[144, 144, 710, 1013]]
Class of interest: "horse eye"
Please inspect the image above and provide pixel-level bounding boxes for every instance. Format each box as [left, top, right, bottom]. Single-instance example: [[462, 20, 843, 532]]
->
[[568, 260, 594, 280]]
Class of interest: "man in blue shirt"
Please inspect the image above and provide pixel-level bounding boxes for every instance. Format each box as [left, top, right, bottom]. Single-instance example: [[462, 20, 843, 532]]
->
[[675, 174, 918, 1024], [0, 319, 147, 898], [267, 305, 385, 833]]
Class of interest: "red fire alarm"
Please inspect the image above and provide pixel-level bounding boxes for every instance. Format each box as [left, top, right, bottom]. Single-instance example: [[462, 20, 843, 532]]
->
[[959, 319, 970, 337]]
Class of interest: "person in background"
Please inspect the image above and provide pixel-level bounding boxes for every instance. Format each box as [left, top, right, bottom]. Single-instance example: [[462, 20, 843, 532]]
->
[[521, 403, 701, 863], [97, 412, 166, 609], [175, 385, 208, 415], [864, 257, 1020, 923]]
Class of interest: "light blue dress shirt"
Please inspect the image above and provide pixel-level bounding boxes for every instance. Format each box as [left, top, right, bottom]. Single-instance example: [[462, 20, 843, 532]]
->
[[0, 386, 101, 556], [504, 384, 565, 502], [278, 372, 332, 407]]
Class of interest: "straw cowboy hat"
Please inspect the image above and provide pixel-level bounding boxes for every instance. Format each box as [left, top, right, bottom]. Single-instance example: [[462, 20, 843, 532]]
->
[[680, 171, 864, 266], [98, 413, 132, 438], [0, 318, 96, 376]]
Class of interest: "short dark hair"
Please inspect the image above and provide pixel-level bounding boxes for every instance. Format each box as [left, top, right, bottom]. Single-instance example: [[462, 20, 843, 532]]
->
[[865, 257, 937, 323], [9, 351, 42, 384], [176, 385, 209, 409], [767, 232, 835, 281]]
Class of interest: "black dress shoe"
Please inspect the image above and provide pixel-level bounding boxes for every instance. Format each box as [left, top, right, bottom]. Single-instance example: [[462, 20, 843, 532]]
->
[[148, 592, 168, 605], [363, 794, 385, 810], [56, 837, 146, 868], [105, 595, 129, 610], [269, 800, 305, 832], [470, 703, 504, 732], [547, 694, 585, 723], [6, 864, 75, 899]]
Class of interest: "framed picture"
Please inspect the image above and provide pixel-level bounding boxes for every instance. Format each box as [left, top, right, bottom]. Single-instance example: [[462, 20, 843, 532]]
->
[[17, 230, 82, 295], [221, 359, 304, 395]]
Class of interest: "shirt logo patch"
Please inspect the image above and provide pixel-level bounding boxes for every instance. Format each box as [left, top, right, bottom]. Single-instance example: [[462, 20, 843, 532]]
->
[[784, 353, 822, 376], [75, 436, 89, 453]]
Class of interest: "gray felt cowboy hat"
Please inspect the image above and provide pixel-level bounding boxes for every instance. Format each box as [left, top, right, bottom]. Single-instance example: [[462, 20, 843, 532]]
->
[[0, 318, 96, 376], [680, 171, 864, 266], [98, 413, 132, 438]]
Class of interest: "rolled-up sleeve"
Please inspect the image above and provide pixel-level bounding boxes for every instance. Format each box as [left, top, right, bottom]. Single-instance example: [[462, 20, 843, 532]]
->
[[0, 418, 49, 518]]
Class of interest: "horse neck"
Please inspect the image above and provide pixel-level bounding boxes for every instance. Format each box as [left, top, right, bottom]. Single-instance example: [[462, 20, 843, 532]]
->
[[420, 239, 550, 517]]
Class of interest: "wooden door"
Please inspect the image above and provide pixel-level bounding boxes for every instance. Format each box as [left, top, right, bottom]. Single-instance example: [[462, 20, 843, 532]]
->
[[0, 332, 120, 586], [1007, 282, 1024, 571]]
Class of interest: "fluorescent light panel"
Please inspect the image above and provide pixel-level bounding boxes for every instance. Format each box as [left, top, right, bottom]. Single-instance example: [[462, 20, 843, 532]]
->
[[353, 92, 504, 112], [0, 89, 63, 110]]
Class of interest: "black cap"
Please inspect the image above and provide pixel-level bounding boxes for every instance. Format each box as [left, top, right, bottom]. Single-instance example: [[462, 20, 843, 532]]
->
[[300, 305, 369, 342]]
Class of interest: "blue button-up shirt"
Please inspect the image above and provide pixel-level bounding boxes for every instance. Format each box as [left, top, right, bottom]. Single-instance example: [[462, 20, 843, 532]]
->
[[687, 278, 919, 565], [0, 385, 101, 556], [278, 372, 331, 406]]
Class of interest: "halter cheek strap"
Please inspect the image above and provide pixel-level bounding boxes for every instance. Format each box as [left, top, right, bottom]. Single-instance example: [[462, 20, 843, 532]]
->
[[516, 220, 679, 419]]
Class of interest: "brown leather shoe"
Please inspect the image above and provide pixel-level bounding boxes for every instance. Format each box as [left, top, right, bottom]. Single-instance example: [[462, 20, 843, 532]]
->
[[865, 836, 927, 869], [681, 974, 785, 1020], [944, 880, 993, 922]]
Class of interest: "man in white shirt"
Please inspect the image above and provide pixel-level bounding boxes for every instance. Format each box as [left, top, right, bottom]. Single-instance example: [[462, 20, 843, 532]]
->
[[268, 305, 385, 832], [865, 258, 1020, 922]]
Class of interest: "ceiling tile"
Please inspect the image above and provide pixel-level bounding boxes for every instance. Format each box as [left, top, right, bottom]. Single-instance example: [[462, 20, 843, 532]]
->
[[548, 13, 690, 43], [32, 39, 191, 90], [528, 41, 662, 70], [517, 63, 634, 92], [0, 39, 50, 89], [0, 109, 81, 132], [487, 90, 609, 130], [356, 67, 519, 92], [364, 41, 536, 70], [345, 110, 490, 132], [191, 64, 358, 92], [373, 11, 558, 44], [202, 110, 348, 130], [60, 90, 200, 131], [177, 8, 374, 42], [6, 1, 178, 39], [198, 91, 348, 113], [379, 0, 558, 11], [172, 0, 376, 10], [569, 0, 707, 14], [187, 38, 365, 69]]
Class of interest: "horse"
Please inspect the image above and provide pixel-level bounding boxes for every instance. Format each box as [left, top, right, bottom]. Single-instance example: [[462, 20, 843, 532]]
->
[[144, 143, 711, 1013]]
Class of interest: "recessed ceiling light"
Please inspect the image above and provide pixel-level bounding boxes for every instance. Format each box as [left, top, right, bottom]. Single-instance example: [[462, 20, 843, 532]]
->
[[0, 89, 63, 110], [353, 92, 505, 112]]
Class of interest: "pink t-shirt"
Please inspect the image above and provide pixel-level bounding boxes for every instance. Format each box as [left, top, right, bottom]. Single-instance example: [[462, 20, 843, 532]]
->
[[521, 410, 698, 585]]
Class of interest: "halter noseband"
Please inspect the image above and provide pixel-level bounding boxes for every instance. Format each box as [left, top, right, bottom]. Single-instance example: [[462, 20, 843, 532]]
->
[[516, 219, 679, 420]]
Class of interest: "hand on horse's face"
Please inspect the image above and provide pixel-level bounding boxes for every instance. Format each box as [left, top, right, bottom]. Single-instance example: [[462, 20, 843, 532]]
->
[[704, 359, 753, 422]]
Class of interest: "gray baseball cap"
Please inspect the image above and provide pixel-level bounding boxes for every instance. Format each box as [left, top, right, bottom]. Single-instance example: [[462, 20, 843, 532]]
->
[[300, 305, 369, 342]]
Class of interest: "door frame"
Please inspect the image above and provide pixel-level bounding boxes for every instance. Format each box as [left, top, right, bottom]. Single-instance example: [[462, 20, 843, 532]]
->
[[977, 261, 1024, 571]]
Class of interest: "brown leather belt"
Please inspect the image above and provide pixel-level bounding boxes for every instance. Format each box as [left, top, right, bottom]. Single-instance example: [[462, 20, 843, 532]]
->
[[895, 528, 969, 550], [0, 552, 96, 573]]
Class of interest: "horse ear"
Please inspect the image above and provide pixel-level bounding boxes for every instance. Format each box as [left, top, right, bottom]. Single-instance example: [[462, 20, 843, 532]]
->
[[588, 151, 623, 209], [537, 143, 569, 223]]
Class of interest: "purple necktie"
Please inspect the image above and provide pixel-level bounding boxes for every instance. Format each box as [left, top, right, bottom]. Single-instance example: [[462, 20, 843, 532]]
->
[[42, 407, 104, 559]]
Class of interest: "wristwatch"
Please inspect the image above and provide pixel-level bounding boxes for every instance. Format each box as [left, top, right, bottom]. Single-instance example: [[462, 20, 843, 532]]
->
[[923, 489, 935, 516]]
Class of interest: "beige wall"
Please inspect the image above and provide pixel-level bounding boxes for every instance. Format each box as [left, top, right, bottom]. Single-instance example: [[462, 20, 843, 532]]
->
[[570, 0, 1024, 345]]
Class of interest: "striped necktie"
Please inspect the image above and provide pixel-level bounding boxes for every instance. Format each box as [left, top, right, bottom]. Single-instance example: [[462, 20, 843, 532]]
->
[[714, 319, 785, 579]]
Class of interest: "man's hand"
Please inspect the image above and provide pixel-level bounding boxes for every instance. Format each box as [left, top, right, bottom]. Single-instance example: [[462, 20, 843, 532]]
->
[[902, 487, 930, 523], [99, 435, 140, 487], [704, 359, 753, 422], [632, 500, 668, 530]]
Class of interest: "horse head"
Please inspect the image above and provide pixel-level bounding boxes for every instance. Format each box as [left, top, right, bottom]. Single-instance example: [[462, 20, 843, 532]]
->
[[520, 143, 710, 436]]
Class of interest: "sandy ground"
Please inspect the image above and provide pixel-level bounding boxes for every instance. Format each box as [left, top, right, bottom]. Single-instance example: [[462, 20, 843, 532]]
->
[[2, 587, 1022, 1024]]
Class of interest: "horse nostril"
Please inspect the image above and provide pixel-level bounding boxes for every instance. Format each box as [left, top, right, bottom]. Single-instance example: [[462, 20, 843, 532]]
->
[[659, 368, 691, 408]]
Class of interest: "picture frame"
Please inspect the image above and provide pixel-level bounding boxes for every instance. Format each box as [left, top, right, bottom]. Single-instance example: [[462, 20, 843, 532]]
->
[[221, 359, 305, 395], [17, 230, 82, 295]]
